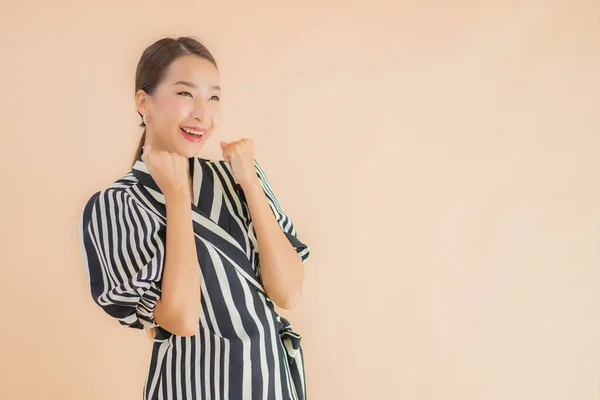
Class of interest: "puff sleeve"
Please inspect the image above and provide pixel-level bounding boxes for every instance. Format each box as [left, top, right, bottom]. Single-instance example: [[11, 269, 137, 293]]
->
[[79, 188, 164, 330], [253, 160, 311, 262]]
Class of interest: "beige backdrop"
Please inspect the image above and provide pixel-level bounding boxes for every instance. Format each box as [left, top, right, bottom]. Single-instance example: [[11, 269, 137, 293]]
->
[[1, 1, 599, 399]]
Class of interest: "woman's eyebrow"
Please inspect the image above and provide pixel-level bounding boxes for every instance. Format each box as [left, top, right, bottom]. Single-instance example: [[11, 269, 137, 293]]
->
[[173, 80, 220, 91]]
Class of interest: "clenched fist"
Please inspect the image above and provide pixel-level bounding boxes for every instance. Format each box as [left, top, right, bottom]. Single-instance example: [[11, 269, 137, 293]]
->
[[220, 138, 258, 188], [141, 144, 191, 199]]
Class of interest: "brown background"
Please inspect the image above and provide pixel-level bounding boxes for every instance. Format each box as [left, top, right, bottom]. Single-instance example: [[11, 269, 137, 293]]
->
[[0, 1, 598, 399]]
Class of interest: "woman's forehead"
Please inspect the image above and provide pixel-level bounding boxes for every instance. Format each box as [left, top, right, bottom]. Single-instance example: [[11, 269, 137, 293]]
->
[[163, 55, 219, 85]]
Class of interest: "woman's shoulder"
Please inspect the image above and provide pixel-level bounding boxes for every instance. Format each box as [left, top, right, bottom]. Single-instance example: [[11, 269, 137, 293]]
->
[[81, 170, 149, 220]]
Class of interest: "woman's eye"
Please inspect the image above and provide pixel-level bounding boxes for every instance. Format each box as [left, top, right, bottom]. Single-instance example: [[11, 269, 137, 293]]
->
[[178, 92, 219, 101]]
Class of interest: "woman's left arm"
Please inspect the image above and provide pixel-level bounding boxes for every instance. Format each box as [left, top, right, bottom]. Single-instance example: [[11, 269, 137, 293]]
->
[[220, 138, 306, 309], [242, 179, 304, 309]]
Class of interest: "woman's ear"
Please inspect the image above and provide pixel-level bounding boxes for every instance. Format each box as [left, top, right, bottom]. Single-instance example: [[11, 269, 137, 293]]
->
[[135, 89, 149, 117]]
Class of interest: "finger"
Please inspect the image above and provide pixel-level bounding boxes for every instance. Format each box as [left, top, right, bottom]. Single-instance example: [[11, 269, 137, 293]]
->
[[221, 145, 232, 159]]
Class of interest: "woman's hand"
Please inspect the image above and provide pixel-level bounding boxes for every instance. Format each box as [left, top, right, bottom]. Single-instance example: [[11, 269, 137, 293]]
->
[[220, 138, 258, 188], [141, 144, 191, 199]]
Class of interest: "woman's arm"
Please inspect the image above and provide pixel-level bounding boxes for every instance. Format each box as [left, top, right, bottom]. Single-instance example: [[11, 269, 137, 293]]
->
[[153, 191, 201, 336], [242, 179, 304, 309]]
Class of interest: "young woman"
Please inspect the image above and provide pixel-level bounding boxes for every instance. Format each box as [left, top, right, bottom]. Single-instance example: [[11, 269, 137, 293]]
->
[[79, 37, 311, 400]]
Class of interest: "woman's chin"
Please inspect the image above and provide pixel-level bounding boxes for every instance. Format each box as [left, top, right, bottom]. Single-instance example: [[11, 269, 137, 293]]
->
[[175, 138, 208, 158], [178, 147, 203, 159]]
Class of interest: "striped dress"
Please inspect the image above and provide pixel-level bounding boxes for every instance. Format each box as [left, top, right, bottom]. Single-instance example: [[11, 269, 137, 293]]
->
[[79, 152, 311, 399]]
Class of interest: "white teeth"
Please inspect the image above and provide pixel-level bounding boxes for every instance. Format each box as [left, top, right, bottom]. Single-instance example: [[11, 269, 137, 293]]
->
[[182, 127, 203, 136]]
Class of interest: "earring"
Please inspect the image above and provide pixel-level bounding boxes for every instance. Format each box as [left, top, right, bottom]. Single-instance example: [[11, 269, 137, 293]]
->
[[142, 114, 147, 125]]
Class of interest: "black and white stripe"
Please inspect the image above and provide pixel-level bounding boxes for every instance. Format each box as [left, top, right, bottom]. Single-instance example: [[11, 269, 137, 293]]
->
[[79, 153, 310, 399]]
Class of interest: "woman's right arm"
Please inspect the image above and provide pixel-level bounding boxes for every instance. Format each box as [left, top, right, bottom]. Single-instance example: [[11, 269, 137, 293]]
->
[[153, 190, 202, 337]]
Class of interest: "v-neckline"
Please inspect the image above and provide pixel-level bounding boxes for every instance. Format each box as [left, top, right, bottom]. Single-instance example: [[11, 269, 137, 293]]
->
[[129, 150, 267, 295]]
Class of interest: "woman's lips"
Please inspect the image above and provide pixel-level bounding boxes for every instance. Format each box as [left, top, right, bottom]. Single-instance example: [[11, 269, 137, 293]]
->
[[180, 127, 205, 142]]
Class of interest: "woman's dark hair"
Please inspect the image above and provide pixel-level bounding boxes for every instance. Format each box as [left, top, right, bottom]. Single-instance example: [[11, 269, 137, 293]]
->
[[132, 36, 218, 167]]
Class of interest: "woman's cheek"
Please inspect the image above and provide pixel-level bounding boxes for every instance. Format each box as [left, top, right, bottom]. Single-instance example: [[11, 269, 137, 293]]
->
[[210, 111, 221, 127]]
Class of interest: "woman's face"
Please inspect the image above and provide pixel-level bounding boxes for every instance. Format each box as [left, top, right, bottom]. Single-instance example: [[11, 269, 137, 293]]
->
[[136, 54, 221, 158]]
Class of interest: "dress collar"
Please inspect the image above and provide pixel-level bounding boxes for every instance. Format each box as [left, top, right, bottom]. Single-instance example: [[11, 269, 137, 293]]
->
[[129, 149, 265, 295], [131, 147, 216, 201]]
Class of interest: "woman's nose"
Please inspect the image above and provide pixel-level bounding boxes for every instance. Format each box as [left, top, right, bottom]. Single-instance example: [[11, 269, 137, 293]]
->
[[192, 103, 206, 122]]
